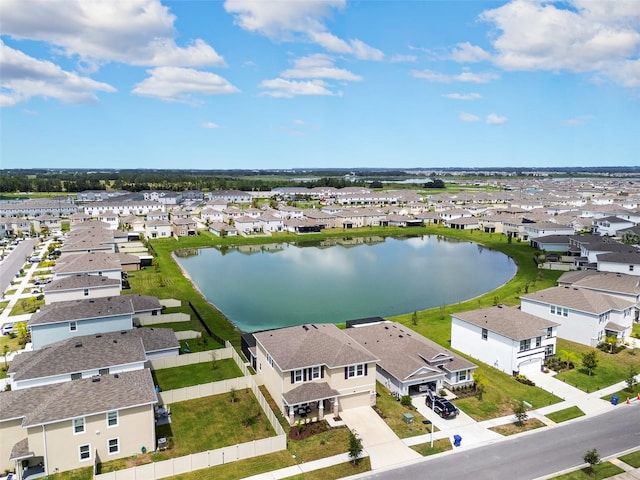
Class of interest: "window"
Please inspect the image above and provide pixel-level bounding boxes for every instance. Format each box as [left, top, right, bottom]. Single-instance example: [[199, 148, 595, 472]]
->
[[71, 372, 82, 380], [457, 370, 467, 382], [73, 417, 85, 434], [630, 265, 634, 272], [519, 339, 531, 352], [311, 366, 321, 380], [346, 364, 366, 378], [69, 321, 77, 332], [481, 328, 488, 341], [99, 368, 110, 376], [545, 345, 554, 357], [535, 337, 542, 348], [266, 353, 274, 368], [107, 411, 118, 427], [293, 369, 303, 383], [79, 444, 91, 461], [550, 305, 568, 317], [108, 438, 119, 454], [550, 305, 556, 315], [83, 288, 89, 296], [546, 327, 553, 338]]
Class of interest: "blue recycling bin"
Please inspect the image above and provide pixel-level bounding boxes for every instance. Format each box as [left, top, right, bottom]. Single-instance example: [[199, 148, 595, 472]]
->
[[453, 435, 462, 447], [611, 395, 619, 405]]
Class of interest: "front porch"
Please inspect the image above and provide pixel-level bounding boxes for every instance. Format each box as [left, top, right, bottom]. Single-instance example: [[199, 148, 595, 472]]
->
[[282, 382, 340, 426]]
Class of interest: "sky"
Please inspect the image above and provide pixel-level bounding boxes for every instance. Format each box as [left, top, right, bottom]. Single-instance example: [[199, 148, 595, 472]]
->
[[1, 0, 639, 171]]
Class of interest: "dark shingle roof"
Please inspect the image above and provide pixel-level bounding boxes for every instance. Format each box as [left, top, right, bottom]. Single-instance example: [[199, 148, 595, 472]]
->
[[522, 286, 634, 314], [0, 369, 157, 427], [29, 296, 133, 326], [54, 251, 121, 275], [43, 274, 121, 293], [452, 306, 559, 341], [128, 294, 163, 313], [254, 323, 378, 371]]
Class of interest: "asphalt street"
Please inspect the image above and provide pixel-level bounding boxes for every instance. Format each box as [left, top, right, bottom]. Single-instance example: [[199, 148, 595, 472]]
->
[[0, 238, 36, 293], [358, 402, 640, 480]]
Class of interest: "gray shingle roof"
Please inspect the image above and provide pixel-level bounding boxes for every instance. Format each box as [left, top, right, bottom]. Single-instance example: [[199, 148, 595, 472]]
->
[[254, 323, 378, 371], [0, 369, 157, 427], [29, 295, 133, 326], [559, 271, 640, 297], [43, 274, 121, 293], [54, 252, 121, 275], [522, 286, 634, 314], [9, 333, 146, 381], [282, 382, 340, 406], [452, 306, 559, 341], [9, 437, 32, 461], [344, 322, 476, 381], [128, 294, 162, 313]]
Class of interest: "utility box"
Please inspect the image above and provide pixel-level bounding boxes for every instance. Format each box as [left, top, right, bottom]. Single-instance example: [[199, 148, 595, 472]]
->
[[611, 395, 619, 405], [402, 412, 414, 424]]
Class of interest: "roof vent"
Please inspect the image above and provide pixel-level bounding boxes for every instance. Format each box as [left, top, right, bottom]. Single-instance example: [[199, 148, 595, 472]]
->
[[92, 377, 100, 382], [113, 339, 118, 344], [114, 374, 119, 379], [302, 325, 308, 331], [121, 331, 127, 335], [95, 334, 102, 338], [75, 343, 82, 348]]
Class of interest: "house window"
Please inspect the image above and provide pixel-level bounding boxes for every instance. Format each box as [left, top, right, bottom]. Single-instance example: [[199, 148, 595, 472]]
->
[[71, 372, 82, 380], [630, 265, 634, 272], [79, 444, 91, 461], [69, 321, 77, 332], [107, 411, 118, 427], [481, 328, 488, 340], [83, 288, 89, 296], [545, 345, 554, 356], [562, 308, 568, 317], [311, 366, 321, 380], [457, 370, 467, 382], [99, 368, 110, 376], [535, 337, 542, 348], [519, 339, 531, 352], [73, 417, 85, 434], [546, 327, 553, 338], [266, 353, 274, 368], [293, 369, 303, 383], [346, 364, 366, 379], [550, 305, 556, 315], [108, 438, 119, 454]]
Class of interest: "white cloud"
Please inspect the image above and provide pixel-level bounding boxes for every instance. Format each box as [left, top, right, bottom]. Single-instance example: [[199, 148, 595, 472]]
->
[[281, 54, 362, 81], [259, 78, 339, 98], [1, 0, 225, 68], [479, 0, 640, 87], [486, 113, 507, 125], [0, 40, 115, 107], [390, 54, 417, 63], [224, 0, 383, 60], [132, 67, 239, 103], [450, 42, 492, 63], [442, 93, 483, 100], [459, 112, 480, 122], [413, 68, 498, 83], [564, 115, 594, 126], [202, 121, 221, 129]]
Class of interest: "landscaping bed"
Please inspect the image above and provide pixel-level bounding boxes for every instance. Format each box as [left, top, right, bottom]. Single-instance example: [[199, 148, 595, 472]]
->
[[489, 418, 546, 436]]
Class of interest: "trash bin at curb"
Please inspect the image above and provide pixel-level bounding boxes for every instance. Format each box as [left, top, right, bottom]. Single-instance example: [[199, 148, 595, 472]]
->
[[453, 434, 462, 447], [611, 395, 619, 405]]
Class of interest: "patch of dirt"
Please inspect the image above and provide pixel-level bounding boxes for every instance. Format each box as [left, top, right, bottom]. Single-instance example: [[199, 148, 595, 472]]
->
[[289, 421, 331, 441]]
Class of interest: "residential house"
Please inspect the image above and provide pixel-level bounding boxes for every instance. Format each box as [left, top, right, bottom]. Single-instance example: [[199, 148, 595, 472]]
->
[[145, 219, 172, 239], [597, 251, 640, 277], [253, 324, 378, 425], [172, 218, 197, 237], [0, 369, 157, 476], [451, 306, 558, 375], [208, 190, 252, 204], [208, 222, 238, 237], [42, 274, 122, 304], [523, 222, 575, 239], [343, 321, 476, 396], [53, 252, 122, 281], [592, 216, 636, 237], [520, 286, 635, 346]]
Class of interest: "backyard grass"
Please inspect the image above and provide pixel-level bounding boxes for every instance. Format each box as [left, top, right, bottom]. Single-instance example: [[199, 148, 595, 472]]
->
[[545, 406, 585, 423], [374, 383, 430, 438], [550, 462, 625, 480], [46, 467, 93, 480], [554, 339, 640, 393], [410, 437, 453, 456], [9, 296, 44, 315], [99, 388, 275, 472], [619, 449, 640, 468], [152, 358, 243, 390], [489, 418, 546, 436]]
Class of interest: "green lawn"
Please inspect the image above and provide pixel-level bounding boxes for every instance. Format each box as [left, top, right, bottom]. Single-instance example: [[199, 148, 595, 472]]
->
[[545, 406, 585, 423], [152, 358, 243, 390], [284, 458, 372, 480], [100, 389, 276, 472], [288, 425, 353, 463], [554, 339, 640, 393], [375, 383, 430, 438], [9, 296, 44, 315], [46, 468, 93, 480], [550, 462, 625, 480], [489, 418, 546, 436], [619, 449, 640, 468], [410, 438, 453, 456]]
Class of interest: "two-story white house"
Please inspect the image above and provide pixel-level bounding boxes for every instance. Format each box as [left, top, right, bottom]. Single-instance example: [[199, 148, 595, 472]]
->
[[520, 286, 635, 346], [451, 306, 559, 375]]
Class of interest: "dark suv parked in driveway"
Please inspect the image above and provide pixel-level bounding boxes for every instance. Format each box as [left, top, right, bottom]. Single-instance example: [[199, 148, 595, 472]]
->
[[425, 390, 458, 419]]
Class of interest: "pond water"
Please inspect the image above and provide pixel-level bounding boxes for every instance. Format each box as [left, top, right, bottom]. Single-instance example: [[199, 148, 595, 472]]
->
[[174, 235, 516, 332]]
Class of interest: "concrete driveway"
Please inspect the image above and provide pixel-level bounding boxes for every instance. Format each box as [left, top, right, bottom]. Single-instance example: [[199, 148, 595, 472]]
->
[[339, 406, 421, 470]]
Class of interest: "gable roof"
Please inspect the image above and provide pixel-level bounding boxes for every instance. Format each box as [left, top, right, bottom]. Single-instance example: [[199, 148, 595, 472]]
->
[[43, 274, 121, 293], [29, 295, 134, 326], [0, 369, 157, 427], [521, 286, 634, 314], [452, 306, 559, 341], [343, 322, 476, 380], [253, 323, 378, 371], [54, 251, 121, 275]]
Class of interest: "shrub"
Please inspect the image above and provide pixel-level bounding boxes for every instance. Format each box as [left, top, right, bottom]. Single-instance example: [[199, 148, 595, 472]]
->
[[514, 374, 535, 387], [400, 395, 412, 408]]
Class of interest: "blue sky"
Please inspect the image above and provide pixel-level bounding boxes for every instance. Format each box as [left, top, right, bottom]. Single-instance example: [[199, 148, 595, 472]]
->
[[1, 0, 639, 170]]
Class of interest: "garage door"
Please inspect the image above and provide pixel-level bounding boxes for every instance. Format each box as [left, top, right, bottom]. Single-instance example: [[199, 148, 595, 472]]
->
[[518, 358, 542, 374], [339, 391, 370, 411]]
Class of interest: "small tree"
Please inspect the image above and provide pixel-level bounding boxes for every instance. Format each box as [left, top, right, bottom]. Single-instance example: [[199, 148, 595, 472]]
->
[[625, 365, 638, 392], [583, 448, 601, 473], [2, 345, 9, 369], [473, 371, 487, 401], [513, 401, 528, 427], [210, 350, 218, 370], [582, 349, 599, 376], [411, 311, 418, 326], [348, 430, 363, 466], [229, 387, 237, 403]]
